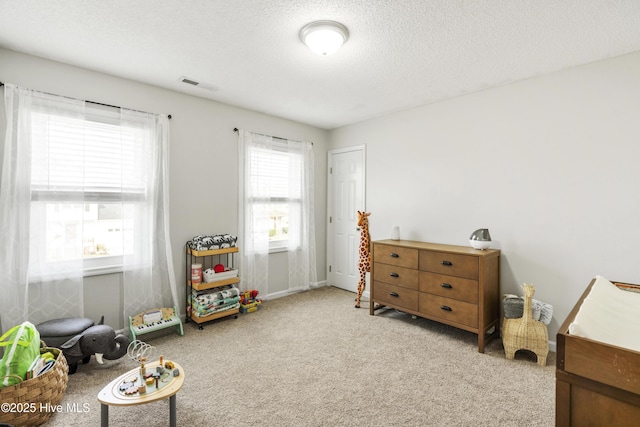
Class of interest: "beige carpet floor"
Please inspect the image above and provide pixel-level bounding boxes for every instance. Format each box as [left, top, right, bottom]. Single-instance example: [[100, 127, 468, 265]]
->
[[43, 286, 555, 426]]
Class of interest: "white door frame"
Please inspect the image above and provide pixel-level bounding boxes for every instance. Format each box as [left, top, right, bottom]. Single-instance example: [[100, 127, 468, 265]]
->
[[327, 145, 366, 296]]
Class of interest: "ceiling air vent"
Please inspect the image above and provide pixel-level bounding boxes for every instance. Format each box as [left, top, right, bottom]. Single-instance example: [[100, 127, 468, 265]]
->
[[181, 77, 199, 86], [178, 76, 217, 92]]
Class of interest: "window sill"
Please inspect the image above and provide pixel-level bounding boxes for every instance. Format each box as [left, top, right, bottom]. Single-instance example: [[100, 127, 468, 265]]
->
[[83, 264, 124, 277], [269, 246, 288, 254], [28, 264, 124, 283], [28, 255, 129, 282], [268, 245, 303, 254]]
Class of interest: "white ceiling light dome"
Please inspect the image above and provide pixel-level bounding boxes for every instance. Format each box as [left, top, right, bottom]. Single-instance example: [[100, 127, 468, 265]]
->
[[299, 20, 349, 56]]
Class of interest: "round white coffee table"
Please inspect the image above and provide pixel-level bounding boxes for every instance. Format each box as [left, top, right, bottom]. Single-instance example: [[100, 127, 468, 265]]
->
[[97, 360, 184, 427]]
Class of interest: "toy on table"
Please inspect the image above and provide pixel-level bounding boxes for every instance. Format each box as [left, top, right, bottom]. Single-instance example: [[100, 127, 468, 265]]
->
[[239, 290, 262, 313], [118, 340, 180, 396]]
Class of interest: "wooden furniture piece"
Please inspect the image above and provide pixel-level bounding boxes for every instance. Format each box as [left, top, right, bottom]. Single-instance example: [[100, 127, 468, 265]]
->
[[556, 278, 640, 426], [98, 360, 184, 427], [502, 283, 549, 365], [370, 239, 500, 353], [185, 246, 240, 329]]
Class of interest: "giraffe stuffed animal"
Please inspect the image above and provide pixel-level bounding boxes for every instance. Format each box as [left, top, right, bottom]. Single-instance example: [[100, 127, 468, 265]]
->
[[355, 211, 371, 308]]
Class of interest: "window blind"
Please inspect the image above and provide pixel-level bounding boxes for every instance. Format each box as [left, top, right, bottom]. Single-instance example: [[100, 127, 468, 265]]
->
[[248, 144, 302, 200], [30, 110, 148, 198]]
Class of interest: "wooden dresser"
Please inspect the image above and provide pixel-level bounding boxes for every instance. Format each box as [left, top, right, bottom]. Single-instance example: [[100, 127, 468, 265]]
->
[[370, 239, 500, 353]]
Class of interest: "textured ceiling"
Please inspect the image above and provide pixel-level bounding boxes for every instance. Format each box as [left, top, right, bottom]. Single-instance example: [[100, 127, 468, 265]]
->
[[1, 1, 640, 130]]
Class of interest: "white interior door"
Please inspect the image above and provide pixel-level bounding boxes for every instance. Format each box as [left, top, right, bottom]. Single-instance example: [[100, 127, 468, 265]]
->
[[327, 146, 365, 294]]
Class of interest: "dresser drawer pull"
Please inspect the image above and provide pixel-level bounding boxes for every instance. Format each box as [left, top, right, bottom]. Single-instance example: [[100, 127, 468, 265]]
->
[[441, 260, 453, 266], [390, 253, 399, 258], [389, 292, 399, 297], [440, 305, 452, 312], [390, 272, 399, 278], [440, 283, 452, 289]]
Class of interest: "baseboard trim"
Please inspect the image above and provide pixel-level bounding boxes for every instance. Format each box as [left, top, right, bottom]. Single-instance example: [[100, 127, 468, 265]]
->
[[263, 280, 328, 301]]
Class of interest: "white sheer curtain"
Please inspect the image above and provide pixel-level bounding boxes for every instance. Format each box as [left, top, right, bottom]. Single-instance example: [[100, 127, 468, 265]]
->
[[121, 109, 179, 318], [0, 85, 85, 331], [237, 130, 317, 297], [237, 130, 271, 297], [286, 139, 317, 292], [0, 84, 178, 332]]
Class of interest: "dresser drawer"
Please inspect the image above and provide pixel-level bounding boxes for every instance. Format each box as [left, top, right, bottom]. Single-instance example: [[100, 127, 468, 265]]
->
[[419, 250, 478, 279], [373, 281, 419, 312], [373, 263, 419, 290], [419, 272, 478, 304], [418, 294, 478, 328], [374, 244, 419, 269]]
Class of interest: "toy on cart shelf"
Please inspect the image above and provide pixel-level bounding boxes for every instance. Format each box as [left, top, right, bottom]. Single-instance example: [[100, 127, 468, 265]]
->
[[239, 289, 262, 313], [203, 263, 239, 283]]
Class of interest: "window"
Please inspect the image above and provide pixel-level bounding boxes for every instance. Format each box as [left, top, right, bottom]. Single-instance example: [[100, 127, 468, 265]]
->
[[1, 83, 178, 330], [248, 141, 303, 251], [29, 104, 149, 274], [237, 129, 316, 296]]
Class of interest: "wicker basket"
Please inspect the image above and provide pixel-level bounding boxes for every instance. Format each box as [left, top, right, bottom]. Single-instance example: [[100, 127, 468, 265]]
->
[[502, 283, 549, 366], [0, 345, 69, 426]]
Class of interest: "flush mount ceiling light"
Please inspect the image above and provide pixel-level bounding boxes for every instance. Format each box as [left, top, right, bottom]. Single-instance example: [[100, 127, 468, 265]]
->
[[299, 20, 349, 56]]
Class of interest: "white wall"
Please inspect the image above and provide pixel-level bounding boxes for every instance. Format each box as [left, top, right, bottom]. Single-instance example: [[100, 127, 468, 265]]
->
[[0, 48, 328, 329], [329, 51, 640, 341], [4, 45, 640, 344]]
